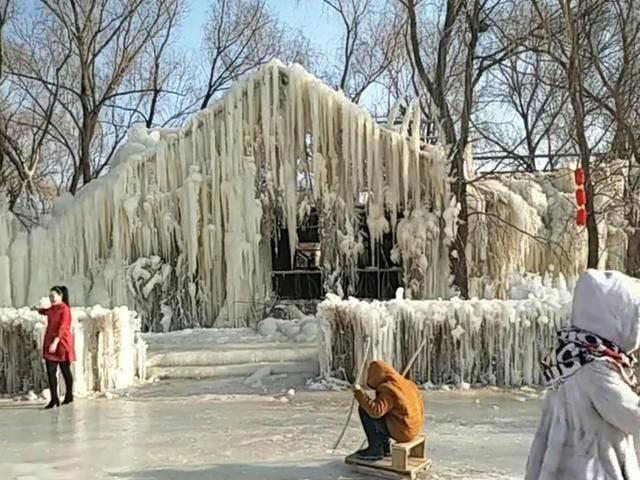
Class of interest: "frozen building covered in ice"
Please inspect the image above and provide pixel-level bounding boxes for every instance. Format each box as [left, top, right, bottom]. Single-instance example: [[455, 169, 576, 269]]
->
[[0, 62, 635, 333], [0, 62, 454, 330]]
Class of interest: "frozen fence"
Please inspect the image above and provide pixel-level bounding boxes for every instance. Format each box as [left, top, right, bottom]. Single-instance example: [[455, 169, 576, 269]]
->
[[317, 294, 572, 388], [0, 306, 146, 395]]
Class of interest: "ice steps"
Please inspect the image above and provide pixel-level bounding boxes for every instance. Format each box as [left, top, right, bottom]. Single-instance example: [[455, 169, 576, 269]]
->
[[146, 360, 320, 381], [142, 329, 320, 382], [146, 345, 318, 367]]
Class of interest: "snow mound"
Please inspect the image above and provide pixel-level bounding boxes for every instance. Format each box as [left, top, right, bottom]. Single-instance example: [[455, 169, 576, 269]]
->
[[257, 318, 279, 337], [257, 316, 318, 343], [306, 375, 350, 391]]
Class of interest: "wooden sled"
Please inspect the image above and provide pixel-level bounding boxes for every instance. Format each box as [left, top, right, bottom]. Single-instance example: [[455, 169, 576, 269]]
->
[[345, 435, 432, 480]]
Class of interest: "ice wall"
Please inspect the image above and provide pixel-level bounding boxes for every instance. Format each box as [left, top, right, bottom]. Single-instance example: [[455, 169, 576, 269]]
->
[[0, 306, 145, 395], [0, 62, 451, 328], [317, 278, 572, 387]]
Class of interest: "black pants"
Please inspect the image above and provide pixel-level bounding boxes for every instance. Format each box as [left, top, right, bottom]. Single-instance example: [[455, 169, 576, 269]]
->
[[358, 406, 390, 454], [46, 360, 73, 401]]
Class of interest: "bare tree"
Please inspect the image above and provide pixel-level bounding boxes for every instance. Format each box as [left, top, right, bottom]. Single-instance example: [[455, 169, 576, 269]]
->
[[0, 0, 10, 77], [0, 0, 14, 201], [475, 49, 572, 171], [317, 0, 404, 104], [199, 0, 314, 109], [584, 0, 640, 162], [0, 2, 72, 220], [6, 0, 178, 194], [137, 0, 186, 128], [104, 0, 198, 132]]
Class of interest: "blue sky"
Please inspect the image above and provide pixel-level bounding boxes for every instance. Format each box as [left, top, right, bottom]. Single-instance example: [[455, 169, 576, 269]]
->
[[178, 0, 340, 55]]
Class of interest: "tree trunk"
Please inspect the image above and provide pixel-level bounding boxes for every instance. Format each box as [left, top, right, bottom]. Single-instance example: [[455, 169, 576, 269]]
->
[[582, 155, 599, 268], [146, 89, 159, 128], [72, 113, 98, 193], [563, 0, 598, 269], [450, 148, 469, 298], [69, 168, 81, 195]]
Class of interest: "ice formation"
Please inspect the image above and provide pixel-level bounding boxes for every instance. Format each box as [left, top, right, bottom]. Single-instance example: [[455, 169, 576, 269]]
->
[[244, 366, 271, 385], [0, 62, 451, 328], [317, 276, 573, 387], [0, 306, 145, 395]]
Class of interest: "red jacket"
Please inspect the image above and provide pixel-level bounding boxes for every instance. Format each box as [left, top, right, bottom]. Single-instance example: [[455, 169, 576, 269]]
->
[[39, 303, 76, 362]]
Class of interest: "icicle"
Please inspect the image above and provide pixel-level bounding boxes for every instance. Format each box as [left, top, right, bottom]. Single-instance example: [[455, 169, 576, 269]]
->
[[411, 100, 422, 206], [270, 65, 279, 199], [402, 140, 410, 209], [26, 227, 49, 306], [356, 114, 364, 203], [247, 77, 255, 145], [9, 232, 29, 307]]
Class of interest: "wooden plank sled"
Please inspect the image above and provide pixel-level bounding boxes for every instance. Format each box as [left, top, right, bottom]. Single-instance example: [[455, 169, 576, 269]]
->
[[345, 436, 431, 480]]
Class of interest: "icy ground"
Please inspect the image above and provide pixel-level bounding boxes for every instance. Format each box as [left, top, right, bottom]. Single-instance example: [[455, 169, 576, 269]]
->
[[1, 379, 541, 480]]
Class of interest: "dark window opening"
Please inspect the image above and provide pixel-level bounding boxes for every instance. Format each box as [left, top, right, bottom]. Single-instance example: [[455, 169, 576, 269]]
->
[[271, 207, 402, 300]]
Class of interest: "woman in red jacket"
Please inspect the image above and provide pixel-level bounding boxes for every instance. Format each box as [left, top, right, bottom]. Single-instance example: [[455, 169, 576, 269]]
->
[[36, 286, 76, 409]]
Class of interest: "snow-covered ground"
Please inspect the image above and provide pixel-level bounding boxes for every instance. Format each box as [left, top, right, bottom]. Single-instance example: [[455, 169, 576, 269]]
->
[[1, 378, 540, 480]]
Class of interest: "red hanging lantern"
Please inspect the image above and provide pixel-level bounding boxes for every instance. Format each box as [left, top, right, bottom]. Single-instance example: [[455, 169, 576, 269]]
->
[[574, 168, 585, 186], [577, 208, 587, 227], [575, 188, 587, 206]]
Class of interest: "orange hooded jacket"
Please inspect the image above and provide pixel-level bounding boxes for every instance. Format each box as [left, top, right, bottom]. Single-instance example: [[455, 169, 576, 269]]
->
[[354, 360, 424, 442]]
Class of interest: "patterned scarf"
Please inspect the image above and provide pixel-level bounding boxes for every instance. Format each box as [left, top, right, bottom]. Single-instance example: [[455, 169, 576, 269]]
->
[[541, 326, 638, 390]]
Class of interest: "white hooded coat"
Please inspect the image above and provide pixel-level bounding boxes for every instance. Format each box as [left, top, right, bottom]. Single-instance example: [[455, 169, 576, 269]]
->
[[526, 269, 640, 480]]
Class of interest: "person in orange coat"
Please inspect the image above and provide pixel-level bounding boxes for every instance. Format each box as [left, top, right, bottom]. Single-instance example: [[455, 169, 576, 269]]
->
[[352, 360, 424, 461], [34, 286, 76, 409]]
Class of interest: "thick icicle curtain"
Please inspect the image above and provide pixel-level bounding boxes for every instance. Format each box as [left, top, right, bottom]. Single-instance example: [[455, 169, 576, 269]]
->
[[0, 307, 145, 395], [317, 295, 575, 388], [1, 62, 452, 329], [465, 167, 630, 298]]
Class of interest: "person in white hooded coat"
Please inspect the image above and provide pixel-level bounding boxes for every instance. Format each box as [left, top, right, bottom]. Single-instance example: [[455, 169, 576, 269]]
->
[[526, 269, 640, 480]]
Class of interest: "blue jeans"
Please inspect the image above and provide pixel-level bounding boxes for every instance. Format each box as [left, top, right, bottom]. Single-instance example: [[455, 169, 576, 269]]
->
[[358, 406, 390, 454]]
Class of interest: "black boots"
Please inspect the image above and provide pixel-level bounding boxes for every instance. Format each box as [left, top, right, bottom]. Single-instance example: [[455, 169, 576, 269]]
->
[[44, 391, 72, 409], [357, 407, 391, 460], [44, 398, 60, 409], [355, 446, 384, 461], [354, 441, 391, 461], [45, 361, 74, 409]]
